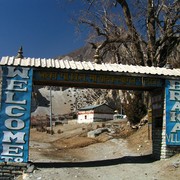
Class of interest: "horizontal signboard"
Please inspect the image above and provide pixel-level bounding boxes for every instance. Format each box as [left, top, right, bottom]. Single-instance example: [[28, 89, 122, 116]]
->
[[33, 71, 163, 88]]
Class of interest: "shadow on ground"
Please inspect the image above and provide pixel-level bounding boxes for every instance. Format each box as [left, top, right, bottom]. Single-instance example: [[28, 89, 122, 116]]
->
[[34, 154, 157, 168]]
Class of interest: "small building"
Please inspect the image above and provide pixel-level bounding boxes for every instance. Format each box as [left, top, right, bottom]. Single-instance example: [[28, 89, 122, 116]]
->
[[77, 104, 114, 123]]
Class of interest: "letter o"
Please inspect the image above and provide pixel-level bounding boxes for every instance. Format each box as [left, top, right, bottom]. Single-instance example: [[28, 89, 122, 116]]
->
[[14, 157, 23, 162], [5, 119, 25, 130]]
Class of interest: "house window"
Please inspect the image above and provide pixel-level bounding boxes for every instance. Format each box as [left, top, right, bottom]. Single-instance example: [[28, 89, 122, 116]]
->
[[85, 115, 87, 119]]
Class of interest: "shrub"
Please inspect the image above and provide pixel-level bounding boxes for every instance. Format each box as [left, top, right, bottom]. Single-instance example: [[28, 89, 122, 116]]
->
[[57, 129, 63, 134], [123, 91, 147, 125]]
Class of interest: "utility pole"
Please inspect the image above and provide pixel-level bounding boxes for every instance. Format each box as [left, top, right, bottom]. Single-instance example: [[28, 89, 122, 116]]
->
[[49, 86, 53, 134]]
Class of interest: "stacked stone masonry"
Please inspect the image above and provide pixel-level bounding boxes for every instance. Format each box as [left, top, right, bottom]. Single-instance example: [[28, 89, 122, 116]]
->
[[160, 95, 180, 159], [152, 91, 180, 159], [0, 162, 27, 180], [152, 129, 162, 159]]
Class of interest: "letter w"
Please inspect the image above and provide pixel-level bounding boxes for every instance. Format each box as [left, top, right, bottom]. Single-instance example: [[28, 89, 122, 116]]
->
[[7, 67, 29, 78]]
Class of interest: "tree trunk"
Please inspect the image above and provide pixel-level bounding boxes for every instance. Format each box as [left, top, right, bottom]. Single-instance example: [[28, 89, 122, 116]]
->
[[117, 0, 145, 65], [147, 0, 156, 66]]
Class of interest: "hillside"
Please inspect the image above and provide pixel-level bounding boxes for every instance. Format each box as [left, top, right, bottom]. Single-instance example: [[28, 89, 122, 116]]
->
[[31, 86, 123, 118]]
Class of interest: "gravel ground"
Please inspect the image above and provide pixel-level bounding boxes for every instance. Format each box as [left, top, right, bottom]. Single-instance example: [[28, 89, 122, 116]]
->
[[16, 123, 180, 180], [18, 139, 180, 180]]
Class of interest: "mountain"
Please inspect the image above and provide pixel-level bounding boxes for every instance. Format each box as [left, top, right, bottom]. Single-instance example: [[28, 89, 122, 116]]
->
[[31, 45, 119, 117], [0, 46, 123, 118], [56, 44, 95, 62], [31, 86, 122, 117]]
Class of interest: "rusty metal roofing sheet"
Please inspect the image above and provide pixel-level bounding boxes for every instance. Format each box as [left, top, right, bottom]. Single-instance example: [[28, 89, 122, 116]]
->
[[0, 56, 180, 78]]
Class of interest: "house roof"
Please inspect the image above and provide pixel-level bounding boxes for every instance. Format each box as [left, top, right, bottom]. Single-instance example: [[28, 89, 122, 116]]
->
[[0, 56, 180, 79], [78, 104, 114, 111]]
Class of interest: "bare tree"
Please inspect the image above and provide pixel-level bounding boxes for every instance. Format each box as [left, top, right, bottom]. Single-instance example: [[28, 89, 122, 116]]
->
[[72, 0, 179, 67], [63, 0, 179, 124]]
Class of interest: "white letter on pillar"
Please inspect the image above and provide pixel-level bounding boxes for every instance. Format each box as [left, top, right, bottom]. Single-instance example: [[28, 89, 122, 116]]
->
[[169, 80, 180, 90], [7, 67, 29, 78], [6, 80, 27, 91], [5, 118, 25, 130], [2, 131, 25, 143], [5, 106, 25, 117], [170, 112, 180, 122], [171, 123, 180, 133], [171, 102, 180, 111], [1, 144, 23, 156], [0, 157, 13, 162], [170, 91, 180, 101], [5, 92, 26, 104]]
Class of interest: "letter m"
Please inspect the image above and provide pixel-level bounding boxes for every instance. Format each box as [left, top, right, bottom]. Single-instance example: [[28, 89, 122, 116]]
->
[[2, 131, 25, 143]]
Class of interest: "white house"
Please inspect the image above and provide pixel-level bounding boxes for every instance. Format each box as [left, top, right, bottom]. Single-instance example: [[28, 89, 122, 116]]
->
[[77, 104, 114, 123]]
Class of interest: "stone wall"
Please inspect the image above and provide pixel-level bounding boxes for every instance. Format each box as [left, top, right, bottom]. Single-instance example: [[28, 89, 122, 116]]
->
[[152, 89, 180, 159], [0, 162, 27, 180], [152, 120, 180, 159], [160, 96, 180, 159], [152, 128, 162, 159]]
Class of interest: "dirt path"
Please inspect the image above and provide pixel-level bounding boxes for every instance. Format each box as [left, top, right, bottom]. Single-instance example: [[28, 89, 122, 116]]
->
[[18, 123, 180, 180], [23, 140, 179, 180]]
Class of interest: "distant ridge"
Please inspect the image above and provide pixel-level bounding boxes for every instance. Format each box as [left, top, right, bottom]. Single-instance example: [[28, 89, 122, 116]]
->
[[56, 44, 95, 62]]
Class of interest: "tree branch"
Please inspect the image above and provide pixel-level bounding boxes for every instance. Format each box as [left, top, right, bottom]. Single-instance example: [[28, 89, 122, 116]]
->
[[116, 0, 145, 65]]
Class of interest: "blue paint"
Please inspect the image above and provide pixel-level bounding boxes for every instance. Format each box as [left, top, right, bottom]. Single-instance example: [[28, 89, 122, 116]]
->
[[166, 80, 180, 146], [0, 66, 33, 162], [33, 71, 163, 88]]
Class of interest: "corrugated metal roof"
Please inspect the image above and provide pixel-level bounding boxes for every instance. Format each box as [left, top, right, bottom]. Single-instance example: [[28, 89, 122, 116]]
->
[[78, 103, 112, 111], [0, 56, 180, 78], [79, 104, 102, 111]]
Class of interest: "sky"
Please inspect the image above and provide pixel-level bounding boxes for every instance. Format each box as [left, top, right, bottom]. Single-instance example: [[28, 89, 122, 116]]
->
[[0, 0, 87, 59]]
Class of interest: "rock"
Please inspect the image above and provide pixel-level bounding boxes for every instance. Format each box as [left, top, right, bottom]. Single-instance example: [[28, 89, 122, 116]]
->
[[131, 125, 138, 129], [110, 129, 116, 134], [25, 163, 36, 173], [173, 162, 180, 168], [87, 128, 110, 138]]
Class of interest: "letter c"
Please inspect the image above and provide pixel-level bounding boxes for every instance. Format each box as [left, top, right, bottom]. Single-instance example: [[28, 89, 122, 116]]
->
[[5, 106, 25, 117]]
